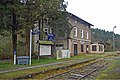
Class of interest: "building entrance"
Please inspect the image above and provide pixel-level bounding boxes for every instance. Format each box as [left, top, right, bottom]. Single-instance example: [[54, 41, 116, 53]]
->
[[74, 44, 78, 55]]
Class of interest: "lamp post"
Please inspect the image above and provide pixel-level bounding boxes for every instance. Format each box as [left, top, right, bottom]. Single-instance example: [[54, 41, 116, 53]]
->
[[113, 26, 116, 52]]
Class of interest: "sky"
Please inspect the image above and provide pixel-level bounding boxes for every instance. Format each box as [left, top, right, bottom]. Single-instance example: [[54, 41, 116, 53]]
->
[[66, 0, 120, 34]]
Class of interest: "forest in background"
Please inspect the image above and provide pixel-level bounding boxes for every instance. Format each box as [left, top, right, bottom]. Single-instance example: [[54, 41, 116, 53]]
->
[[91, 28, 120, 51]]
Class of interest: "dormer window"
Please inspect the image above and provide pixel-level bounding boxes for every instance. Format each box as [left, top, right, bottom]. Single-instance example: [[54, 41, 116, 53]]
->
[[74, 27, 77, 37]]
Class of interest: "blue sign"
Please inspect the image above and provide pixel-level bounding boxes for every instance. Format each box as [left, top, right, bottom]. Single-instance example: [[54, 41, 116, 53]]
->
[[47, 34, 55, 41], [32, 31, 40, 35]]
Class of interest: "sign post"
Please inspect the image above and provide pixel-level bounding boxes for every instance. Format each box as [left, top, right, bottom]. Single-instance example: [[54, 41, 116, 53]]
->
[[29, 30, 40, 65], [29, 30, 32, 65]]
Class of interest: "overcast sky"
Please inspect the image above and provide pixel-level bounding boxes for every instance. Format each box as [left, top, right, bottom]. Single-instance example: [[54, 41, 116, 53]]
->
[[66, 0, 120, 34]]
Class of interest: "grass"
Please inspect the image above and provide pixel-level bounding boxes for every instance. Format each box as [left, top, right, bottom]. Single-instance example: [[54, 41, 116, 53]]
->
[[0, 53, 112, 79], [0, 57, 59, 71], [0, 53, 110, 71], [96, 56, 120, 79], [0, 66, 52, 79]]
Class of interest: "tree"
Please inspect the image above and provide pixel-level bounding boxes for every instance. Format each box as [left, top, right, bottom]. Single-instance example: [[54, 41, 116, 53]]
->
[[0, 0, 69, 59], [0, 1, 19, 63], [91, 28, 120, 51], [18, 0, 69, 55], [49, 12, 73, 49]]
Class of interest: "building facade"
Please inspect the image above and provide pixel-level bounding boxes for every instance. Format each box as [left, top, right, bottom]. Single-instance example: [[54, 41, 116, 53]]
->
[[90, 43, 104, 53], [55, 13, 93, 56], [33, 13, 93, 56]]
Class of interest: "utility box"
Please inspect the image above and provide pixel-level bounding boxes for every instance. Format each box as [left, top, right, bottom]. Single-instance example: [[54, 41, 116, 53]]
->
[[61, 50, 70, 58], [57, 50, 70, 59], [17, 56, 29, 65]]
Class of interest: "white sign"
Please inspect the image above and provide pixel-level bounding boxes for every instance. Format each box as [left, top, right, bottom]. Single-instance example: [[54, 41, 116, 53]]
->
[[80, 40, 84, 44], [40, 45, 51, 56], [56, 50, 70, 59], [61, 50, 70, 58]]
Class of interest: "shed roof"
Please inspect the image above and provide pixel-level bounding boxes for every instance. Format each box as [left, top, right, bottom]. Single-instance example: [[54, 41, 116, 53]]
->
[[37, 40, 54, 45]]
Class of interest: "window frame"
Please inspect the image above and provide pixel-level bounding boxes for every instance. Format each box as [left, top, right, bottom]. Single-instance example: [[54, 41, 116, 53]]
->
[[81, 29, 84, 38], [86, 31, 89, 39], [92, 45, 97, 51], [99, 45, 103, 51], [73, 27, 77, 37]]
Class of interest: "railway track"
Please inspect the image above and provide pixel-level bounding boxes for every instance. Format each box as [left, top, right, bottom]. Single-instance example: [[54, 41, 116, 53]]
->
[[44, 59, 108, 80], [14, 58, 97, 79], [12, 54, 118, 79]]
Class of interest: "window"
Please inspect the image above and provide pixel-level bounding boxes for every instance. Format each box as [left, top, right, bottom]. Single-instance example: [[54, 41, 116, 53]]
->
[[81, 44, 84, 52], [74, 27, 77, 37], [92, 45, 97, 51], [86, 31, 88, 39], [99, 45, 103, 51], [44, 28, 48, 35], [81, 29, 84, 38]]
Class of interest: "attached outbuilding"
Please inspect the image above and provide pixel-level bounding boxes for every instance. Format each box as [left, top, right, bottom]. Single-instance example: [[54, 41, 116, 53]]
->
[[90, 42, 104, 53]]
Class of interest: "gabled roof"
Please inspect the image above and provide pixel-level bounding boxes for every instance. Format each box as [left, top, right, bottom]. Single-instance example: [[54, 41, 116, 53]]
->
[[69, 13, 94, 26]]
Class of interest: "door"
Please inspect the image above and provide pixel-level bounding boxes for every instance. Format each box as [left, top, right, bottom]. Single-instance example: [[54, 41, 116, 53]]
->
[[74, 44, 78, 55], [81, 44, 84, 52], [86, 45, 89, 54]]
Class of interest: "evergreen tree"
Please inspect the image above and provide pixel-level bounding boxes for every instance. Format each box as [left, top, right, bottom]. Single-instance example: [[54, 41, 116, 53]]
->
[[0, 0, 69, 59]]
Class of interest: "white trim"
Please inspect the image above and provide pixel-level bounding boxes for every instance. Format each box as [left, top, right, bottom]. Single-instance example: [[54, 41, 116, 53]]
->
[[73, 27, 77, 37], [86, 31, 89, 39], [73, 38, 91, 42], [81, 29, 84, 38], [73, 42, 78, 44]]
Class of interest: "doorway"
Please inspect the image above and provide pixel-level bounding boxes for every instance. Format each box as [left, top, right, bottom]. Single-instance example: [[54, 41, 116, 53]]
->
[[81, 44, 84, 52], [86, 45, 89, 54], [74, 44, 78, 55]]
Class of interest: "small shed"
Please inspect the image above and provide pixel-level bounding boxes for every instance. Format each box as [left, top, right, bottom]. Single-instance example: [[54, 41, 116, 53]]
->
[[37, 40, 54, 56], [90, 42, 104, 53]]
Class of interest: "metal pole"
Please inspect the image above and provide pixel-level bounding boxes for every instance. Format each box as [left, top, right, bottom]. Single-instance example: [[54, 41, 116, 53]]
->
[[41, 18, 44, 40], [29, 30, 32, 65], [38, 19, 41, 62], [113, 26, 116, 51]]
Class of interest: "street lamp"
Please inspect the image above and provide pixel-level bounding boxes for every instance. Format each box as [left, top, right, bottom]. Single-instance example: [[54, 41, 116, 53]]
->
[[113, 26, 116, 51]]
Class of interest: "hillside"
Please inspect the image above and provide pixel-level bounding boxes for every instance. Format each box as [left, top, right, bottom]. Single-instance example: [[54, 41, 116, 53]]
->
[[91, 28, 120, 51]]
